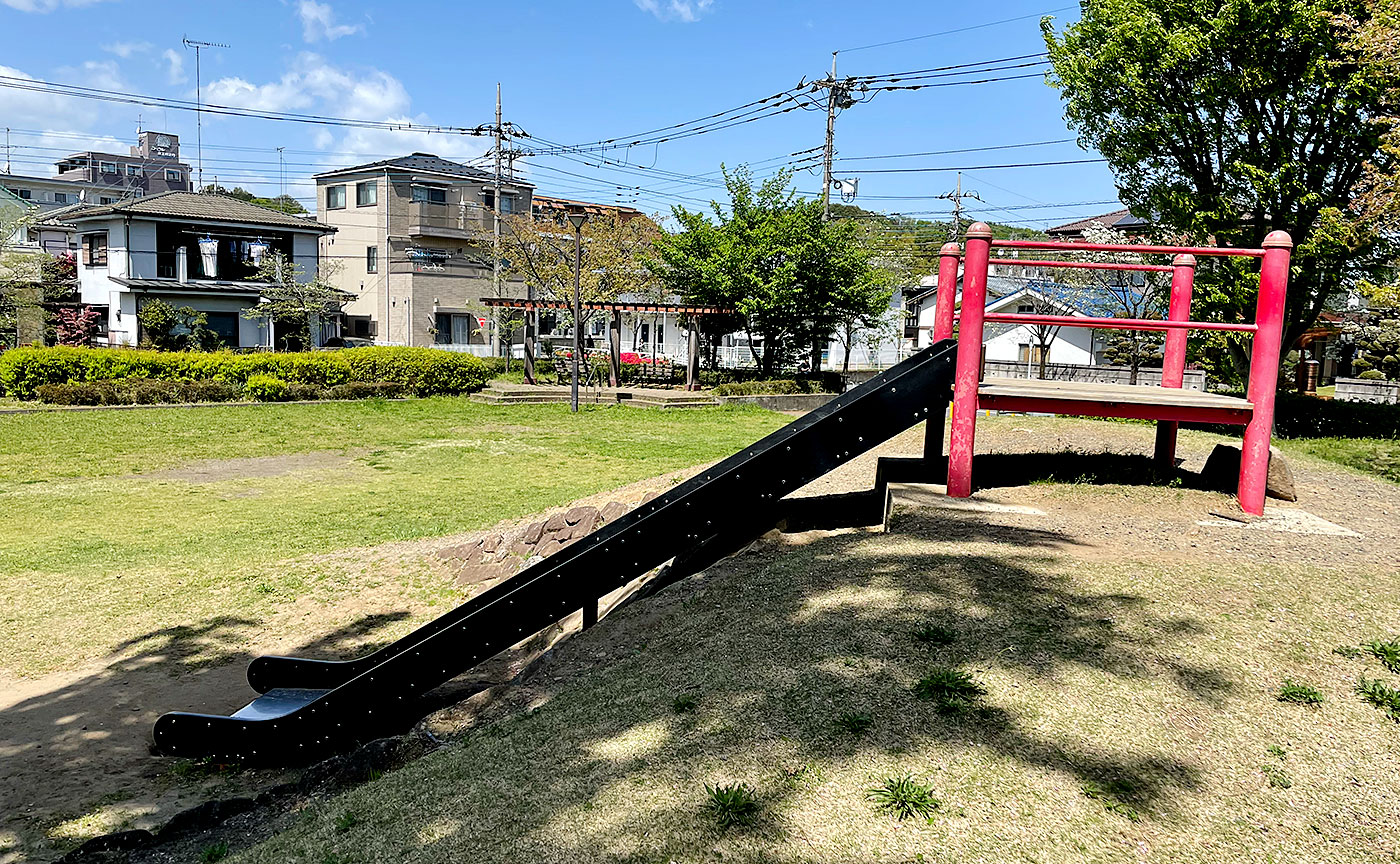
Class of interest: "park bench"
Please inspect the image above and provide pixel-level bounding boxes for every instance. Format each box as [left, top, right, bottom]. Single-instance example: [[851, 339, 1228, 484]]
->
[[631, 355, 675, 387]]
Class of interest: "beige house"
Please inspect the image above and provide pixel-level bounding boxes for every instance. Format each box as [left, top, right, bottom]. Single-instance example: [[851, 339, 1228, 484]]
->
[[313, 153, 534, 348]]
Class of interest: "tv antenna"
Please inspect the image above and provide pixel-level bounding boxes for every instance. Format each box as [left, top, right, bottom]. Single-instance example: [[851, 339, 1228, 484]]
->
[[183, 36, 230, 191]]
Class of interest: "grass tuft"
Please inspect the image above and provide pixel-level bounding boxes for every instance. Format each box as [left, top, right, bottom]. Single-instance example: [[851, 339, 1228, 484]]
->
[[1261, 764, 1293, 789], [1331, 645, 1362, 660], [333, 811, 360, 834], [672, 694, 697, 714], [1355, 677, 1400, 721], [912, 667, 986, 715], [198, 841, 230, 863], [1266, 744, 1287, 759], [867, 775, 941, 821], [1082, 781, 1141, 822], [701, 783, 760, 831], [834, 711, 873, 737], [1276, 679, 1325, 706], [911, 622, 957, 647], [1361, 638, 1400, 674]]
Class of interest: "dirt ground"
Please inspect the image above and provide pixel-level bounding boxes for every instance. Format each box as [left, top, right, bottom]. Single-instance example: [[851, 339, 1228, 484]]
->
[[0, 466, 695, 863], [3, 415, 1397, 862]]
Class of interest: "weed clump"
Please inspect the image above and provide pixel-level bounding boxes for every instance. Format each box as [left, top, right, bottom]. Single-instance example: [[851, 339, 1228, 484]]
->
[[1362, 638, 1400, 674], [1356, 677, 1400, 721], [867, 775, 941, 821], [834, 711, 873, 736], [1276, 680, 1325, 706], [911, 622, 957, 647], [701, 783, 760, 830], [913, 667, 986, 715]]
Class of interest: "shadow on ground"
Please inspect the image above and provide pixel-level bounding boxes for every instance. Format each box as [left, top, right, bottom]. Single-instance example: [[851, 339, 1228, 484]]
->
[[971, 449, 1219, 493], [241, 507, 1235, 864], [0, 611, 417, 860]]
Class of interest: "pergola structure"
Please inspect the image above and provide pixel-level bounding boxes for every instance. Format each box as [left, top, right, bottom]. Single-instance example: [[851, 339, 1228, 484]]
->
[[481, 298, 735, 390]]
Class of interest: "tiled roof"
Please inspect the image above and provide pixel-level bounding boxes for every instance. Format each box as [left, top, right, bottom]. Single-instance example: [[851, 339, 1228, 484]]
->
[[60, 191, 335, 231], [314, 152, 533, 187], [1046, 208, 1154, 236]]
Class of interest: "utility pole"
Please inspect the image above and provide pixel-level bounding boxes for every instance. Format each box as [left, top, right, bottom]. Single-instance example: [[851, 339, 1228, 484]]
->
[[821, 53, 838, 221], [276, 146, 285, 209], [933, 172, 983, 239], [183, 36, 229, 192], [493, 83, 503, 301], [4, 127, 9, 175]]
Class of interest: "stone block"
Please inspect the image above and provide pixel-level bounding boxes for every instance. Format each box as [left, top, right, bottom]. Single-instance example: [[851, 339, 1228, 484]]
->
[[600, 501, 628, 524], [481, 533, 501, 554], [544, 512, 568, 532], [522, 521, 545, 544], [565, 506, 598, 526], [1200, 442, 1297, 502]]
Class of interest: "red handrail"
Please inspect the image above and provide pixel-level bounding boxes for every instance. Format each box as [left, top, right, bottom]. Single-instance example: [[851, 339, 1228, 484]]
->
[[987, 258, 1174, 273], [971, 311, 1257, 333], [990, 238, 1266, 258]]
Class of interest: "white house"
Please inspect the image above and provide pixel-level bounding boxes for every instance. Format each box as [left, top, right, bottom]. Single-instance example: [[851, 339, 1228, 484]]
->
[[43, 192, 336, 348], [904, 273, 1104, 367]]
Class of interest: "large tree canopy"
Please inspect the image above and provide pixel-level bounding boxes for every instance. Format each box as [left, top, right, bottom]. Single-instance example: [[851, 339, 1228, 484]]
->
[[650, 166, 889, 376], [1044, 0, 1400, 360]]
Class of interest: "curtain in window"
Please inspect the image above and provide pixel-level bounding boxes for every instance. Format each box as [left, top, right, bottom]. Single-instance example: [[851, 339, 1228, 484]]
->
[[452, 315, 472, 344]]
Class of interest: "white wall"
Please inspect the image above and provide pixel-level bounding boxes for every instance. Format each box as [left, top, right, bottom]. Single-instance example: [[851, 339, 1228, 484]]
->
[[983, 324, 1097, 365], [76, 217, 124, 305]]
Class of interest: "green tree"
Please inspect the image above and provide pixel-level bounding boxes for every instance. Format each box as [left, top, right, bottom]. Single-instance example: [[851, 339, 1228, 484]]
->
[[1044, 0, 1400, 369], [650, 166, 889, 376], [245, 252, 349, 350], [138, 298, 218, 351], [201, 184, 307, 215]]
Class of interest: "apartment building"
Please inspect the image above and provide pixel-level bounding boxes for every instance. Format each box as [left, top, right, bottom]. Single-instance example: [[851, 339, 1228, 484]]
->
[[314, 153, 534, 347], [54, 130, 193, 197], [1, 130, 192, 214]]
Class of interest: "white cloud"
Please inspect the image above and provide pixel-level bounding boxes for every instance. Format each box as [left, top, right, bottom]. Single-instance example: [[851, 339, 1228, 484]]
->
[[162, 49, 187, 85], [297, 0, 364, 42], [203, 53, 408, 119], [0, 66, 126, 176], [633, 0, 713, 23], [1, 0, 109, 11], [102, 41, 152, 58]]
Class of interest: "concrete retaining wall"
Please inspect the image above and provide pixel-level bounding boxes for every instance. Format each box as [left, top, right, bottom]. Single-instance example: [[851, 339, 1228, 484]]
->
[[1335, 376, 1400, 404], [715, 393, 838, 412], [982, 360, 1207, 391]]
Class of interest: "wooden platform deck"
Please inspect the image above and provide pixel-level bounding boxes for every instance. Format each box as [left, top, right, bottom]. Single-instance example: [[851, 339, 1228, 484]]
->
[[976, 377, 1253, 424]]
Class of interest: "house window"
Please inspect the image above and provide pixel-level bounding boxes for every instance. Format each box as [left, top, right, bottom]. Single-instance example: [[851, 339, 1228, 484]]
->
[[100, 196, 116, 205], [412, 186, 446, 205], [16, 189, 30, 200], [499, 193, 516, 214], [165, 169, 181, 182], [1016, 303, 1034, 313], [356, 181, 377, 207], [483, 190, 516, 212], [366, 245, 378, 274], [81, 232, 108, 267], [53, 192, 68, 204], [326, 185, 346, 209], [100, 161, 117, 174], [434, 312, 477, 344], [126, 165, 143, 177]]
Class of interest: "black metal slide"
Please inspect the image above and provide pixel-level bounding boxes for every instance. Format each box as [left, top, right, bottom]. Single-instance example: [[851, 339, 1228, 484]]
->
[[152, 341, 957, 764]]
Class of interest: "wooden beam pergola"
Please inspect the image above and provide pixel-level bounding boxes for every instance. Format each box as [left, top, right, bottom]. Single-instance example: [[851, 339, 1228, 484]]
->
[[481, 297, 735, 390]]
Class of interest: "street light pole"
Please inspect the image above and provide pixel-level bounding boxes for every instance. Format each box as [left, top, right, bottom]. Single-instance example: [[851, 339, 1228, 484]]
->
[[566, 208, 588, 413]]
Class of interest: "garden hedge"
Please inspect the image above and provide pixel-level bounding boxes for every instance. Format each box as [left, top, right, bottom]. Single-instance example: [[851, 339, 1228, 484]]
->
[[0, 346, 491, 400]]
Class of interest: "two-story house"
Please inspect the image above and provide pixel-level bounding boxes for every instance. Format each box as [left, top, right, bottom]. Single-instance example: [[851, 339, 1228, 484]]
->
[[314, 153, 535, 348], [45, 190, 335, 348]]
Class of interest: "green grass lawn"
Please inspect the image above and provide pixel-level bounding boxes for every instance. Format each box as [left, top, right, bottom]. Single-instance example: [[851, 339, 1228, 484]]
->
[[0, 398, 788, 676], [238, 507, 1400, 864], [1277, 437, 1400, 484]]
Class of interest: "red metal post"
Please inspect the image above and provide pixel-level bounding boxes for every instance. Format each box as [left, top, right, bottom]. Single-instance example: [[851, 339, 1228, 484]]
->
[[933, 242, 960, 343], [1154, 254, 1196, 473], [947, 223, 992, 498], [1238, 231, 1292, 514]]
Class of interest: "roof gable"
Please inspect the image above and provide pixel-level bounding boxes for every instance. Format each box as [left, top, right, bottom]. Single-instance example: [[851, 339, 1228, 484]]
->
[[60, 191, 334, 232], [314, 153, 534, 188]]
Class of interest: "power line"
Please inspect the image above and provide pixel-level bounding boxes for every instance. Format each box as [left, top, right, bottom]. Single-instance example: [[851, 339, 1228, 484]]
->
[[835, 6, 1075, 53], [839, 157, 1107, 174], [834, 139, 1077, 162]]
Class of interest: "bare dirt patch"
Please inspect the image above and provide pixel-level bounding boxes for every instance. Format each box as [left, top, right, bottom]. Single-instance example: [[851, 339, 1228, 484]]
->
[[135, 450, 364, 484]]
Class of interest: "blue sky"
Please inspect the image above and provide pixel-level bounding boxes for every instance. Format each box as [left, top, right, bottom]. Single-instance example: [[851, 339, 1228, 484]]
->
[[0, 0, 1120, 230]]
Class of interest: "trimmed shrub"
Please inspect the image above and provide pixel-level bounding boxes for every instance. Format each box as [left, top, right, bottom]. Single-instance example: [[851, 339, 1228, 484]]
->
[[34, 378, 242, 406], [1358, 369, 1388, 381], [712, 379, 826, 397], [244, 375, 290, 402], [325, 381, 407, 400], [0, 346, 491, 400]]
